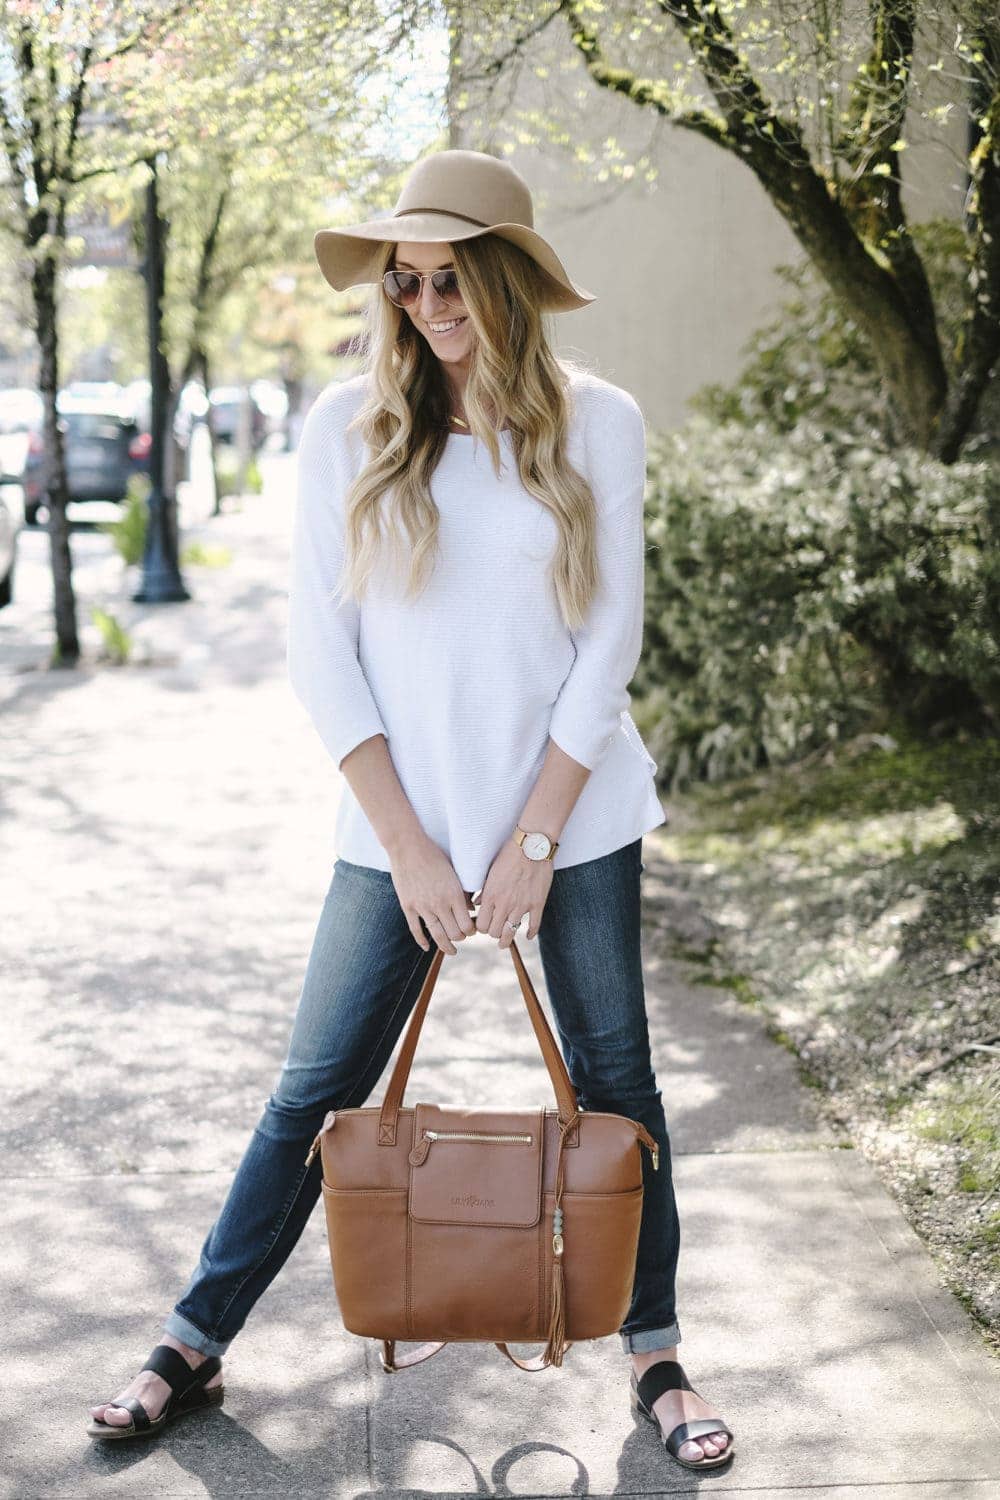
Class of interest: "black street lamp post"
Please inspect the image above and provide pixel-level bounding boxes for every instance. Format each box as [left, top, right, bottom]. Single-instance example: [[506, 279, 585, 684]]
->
[[134, 150, 189, 603]]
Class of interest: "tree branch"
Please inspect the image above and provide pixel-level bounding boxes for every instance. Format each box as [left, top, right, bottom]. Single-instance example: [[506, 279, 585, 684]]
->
[[936, 31, 1000, 461], [557, 0, 730, 147], [560, 0, 947, 443], [55, 39, 93, 205], [831, 1, 943, 410], [839, 0, 914, 175], [909, 1033, 1000, 1079], [450, 0, 565, 84], [97, 0, 194, 66]]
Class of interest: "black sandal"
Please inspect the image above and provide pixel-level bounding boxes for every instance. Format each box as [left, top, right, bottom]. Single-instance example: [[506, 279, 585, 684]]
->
[[630, 1360, 735, 1471], [87, 1344, 224, 1441]]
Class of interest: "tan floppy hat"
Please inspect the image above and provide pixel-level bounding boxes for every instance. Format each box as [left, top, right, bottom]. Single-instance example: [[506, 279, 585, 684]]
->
[[313, 148, 595, 313]]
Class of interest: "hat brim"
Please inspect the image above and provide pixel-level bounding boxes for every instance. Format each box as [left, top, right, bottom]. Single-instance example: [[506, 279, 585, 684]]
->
[[313, 212, 595, 312]]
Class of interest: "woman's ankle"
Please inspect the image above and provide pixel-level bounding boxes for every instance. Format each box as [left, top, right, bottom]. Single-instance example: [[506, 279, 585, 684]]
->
[[159, 1331, 216, 1368], [630, 1346, 679, 1375]]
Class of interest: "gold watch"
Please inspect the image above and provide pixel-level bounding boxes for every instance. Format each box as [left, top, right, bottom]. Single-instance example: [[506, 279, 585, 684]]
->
[[513, 824, 559, 862]]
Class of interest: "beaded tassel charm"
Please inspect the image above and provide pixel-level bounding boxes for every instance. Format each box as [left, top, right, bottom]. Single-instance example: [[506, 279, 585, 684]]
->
[[543, 1111, 579, 1367]]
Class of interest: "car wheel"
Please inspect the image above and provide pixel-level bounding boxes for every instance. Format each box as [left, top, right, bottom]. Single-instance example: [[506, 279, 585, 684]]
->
[[0, 561, 13, 608]]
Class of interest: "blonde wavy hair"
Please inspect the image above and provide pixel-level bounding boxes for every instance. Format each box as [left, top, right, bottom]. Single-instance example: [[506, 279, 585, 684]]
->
[[335, 233, 602, 633]]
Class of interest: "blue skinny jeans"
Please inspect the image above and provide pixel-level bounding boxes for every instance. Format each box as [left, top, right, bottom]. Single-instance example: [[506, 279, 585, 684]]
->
[[165, 837, 682, 1357]]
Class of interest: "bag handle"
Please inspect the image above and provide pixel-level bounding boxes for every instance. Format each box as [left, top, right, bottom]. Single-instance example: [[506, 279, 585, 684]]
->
[[377, 936, 580, 1147]]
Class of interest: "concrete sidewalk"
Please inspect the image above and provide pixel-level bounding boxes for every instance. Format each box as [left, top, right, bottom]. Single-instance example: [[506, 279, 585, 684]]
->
[[1, 457, 998, 1497]]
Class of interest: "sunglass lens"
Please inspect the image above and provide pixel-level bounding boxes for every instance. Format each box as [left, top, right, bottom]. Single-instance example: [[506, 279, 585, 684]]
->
[[384, 271, 421, 306], [432, 270, 461, 303], [384, 268, 463, 307]]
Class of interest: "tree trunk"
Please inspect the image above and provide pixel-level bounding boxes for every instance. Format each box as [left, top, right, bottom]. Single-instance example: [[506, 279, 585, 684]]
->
[[562, 0, 953, 450], [198, 348, 222, 518], [32, 251, 79, 666]]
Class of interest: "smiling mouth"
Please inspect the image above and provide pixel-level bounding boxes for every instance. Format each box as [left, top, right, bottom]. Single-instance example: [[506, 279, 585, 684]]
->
[[426, 316, 468, 334]]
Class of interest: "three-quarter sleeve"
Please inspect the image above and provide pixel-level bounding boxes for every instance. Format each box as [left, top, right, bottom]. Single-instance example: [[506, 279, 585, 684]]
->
[[286, 385, 389, 771], [547, 387, 648, 772]]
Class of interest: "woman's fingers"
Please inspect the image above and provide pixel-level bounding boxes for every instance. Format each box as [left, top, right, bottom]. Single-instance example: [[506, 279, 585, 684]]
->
[[422, 911, 458, 955], [391, 846, 484, 955], [497, 909, 529, 949], [402, 876, 534, 954], [422, 889, 478, 954], [405, 911, 430, 951], [451, 895, 477, 939]]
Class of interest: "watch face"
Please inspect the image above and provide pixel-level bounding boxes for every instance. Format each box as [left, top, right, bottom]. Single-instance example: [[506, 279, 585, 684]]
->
[[523, 832, 551, 860]]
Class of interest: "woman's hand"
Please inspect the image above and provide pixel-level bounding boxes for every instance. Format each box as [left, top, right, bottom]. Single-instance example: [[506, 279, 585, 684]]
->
[[473, 838, 554, 948], [389, 834, 478, 954]]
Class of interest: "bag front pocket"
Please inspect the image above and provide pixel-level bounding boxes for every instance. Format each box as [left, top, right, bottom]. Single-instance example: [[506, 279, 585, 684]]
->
[[407, 1102, 545, 1228], [321, 1184, 408, 1335]]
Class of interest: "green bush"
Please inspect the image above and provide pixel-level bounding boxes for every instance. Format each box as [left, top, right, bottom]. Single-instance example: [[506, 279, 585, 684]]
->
[[214, 448, 263, 498], [637, 416, 1000, 789], [244, 455, 263, 494], [214, 447, 240, 498], [90, 606, 132, 663], [636, 220, 1000, 790], [96, 478, 149, 566], [181, 541, 233, 567]]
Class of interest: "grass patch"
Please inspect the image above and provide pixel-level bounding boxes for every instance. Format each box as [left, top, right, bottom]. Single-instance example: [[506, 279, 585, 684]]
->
[[650, 718, 1000, 1348], [181, 541, 233, 568]]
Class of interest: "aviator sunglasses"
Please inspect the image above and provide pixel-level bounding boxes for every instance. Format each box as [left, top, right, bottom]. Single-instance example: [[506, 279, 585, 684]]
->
[[382, 266, 464, 309]]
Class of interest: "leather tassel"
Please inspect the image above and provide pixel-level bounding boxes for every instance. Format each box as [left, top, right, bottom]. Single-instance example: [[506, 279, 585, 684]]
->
[[544, 1253, 566, 1366], [543, 1109, 580, 1368]]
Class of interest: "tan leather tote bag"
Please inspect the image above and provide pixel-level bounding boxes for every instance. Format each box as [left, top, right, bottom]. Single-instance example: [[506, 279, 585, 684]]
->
[[306, 936, 659, 1374]]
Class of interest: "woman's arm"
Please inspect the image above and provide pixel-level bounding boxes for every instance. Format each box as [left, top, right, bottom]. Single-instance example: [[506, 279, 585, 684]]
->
[[287, 387, 473, 950], [546, 383, 648, 773], [286, 387, 393, 772], [338, 731, 427, 858], [514, 738, 591, 852], [287, 388, 430, 853]]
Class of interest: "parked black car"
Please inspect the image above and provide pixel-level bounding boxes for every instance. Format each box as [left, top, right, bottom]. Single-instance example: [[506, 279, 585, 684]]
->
[[23, 395, 148, 525], [208, 386, 267, 450], [120, 378, 210, 455]]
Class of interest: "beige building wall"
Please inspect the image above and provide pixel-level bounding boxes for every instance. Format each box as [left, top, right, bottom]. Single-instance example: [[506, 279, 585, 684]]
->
[[451, 16, 967, 432]]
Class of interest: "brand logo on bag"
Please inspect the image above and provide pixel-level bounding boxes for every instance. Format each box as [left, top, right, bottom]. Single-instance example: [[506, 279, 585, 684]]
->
[[451, 1193, 495, 1208]]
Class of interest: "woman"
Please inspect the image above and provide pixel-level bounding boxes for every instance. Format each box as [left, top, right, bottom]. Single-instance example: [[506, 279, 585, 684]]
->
[[88, 148, 734, 1473]]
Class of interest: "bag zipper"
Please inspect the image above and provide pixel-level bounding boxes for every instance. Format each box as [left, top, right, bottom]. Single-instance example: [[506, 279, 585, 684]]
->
[[427, 1129, 532, 1142], [409, 1128, 532, 1166], [304, 1110, 337, 1168], [633, 1122, 660, 1170]]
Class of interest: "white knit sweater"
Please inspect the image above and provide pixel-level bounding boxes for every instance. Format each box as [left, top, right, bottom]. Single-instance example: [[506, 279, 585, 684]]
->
[[286, 366, 666, 893]]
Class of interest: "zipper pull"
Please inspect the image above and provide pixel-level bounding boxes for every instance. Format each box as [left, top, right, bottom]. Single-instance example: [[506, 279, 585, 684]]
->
[[635, 1124, 660, 1171], [305, 1110, 337, 1167], [408, 1132, 432, 1166]]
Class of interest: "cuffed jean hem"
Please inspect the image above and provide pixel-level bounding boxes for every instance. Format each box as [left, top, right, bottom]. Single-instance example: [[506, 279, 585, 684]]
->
[[162, 1310, 232, 1359], [619, 1322, 682, 1353]]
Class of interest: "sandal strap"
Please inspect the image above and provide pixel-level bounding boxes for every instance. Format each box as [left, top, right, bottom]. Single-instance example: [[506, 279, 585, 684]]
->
[[635, 1359, 693, 1411], [111, 1395, 152, 1432], [141, 1344, 221, 1398], [665, 1416, 734, 1455]]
